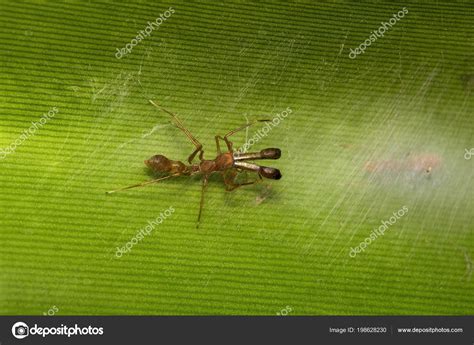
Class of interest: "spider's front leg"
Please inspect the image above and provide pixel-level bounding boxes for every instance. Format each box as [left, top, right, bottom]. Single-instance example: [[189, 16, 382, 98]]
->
[[188, 145, 204, 164], [216, 119, 269, 154], [149, 100, 205, 163], [222, 169, 261, 191]]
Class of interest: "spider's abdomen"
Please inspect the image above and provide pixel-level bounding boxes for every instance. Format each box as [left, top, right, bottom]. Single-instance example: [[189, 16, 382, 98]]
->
[[145, 155, 187, 174]]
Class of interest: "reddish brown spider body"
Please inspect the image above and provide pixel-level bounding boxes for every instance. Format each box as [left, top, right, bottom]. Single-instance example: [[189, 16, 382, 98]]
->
[[145, 150, 281, 179], [107, 100, 282, 227]]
